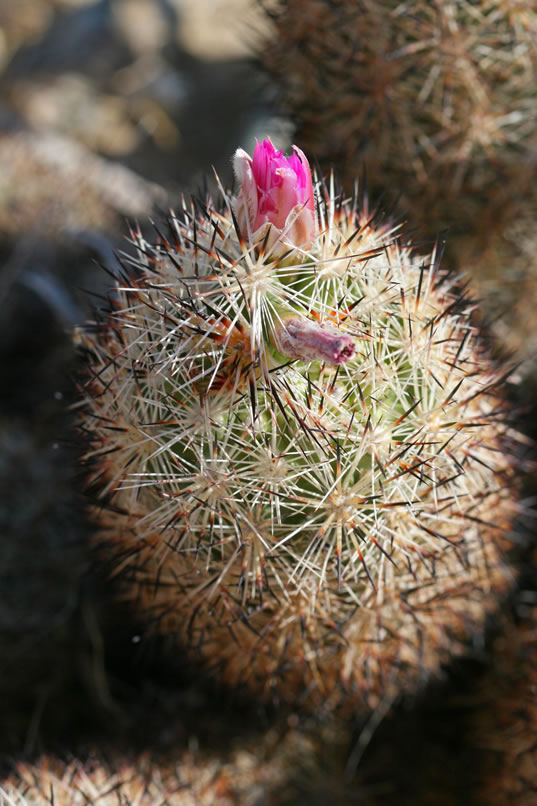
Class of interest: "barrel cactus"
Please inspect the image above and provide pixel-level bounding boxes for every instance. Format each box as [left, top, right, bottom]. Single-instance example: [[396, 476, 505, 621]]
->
[[78, 139, 520, 711]]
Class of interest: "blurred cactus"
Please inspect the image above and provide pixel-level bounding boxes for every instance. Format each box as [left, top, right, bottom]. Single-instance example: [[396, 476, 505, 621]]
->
[[469, 596, 537, 805], [0, 131, 166, 239], [261, 0, 537, 239], [76, 141, 521, 712], [0, 722, 367, 806], [2, 753, 281, 806], [457, 196, 537, 379]]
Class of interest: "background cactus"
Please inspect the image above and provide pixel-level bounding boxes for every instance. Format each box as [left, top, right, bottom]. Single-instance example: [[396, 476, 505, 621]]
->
[[0, 720, 366, 806], [260, 0, 537, 373], [77, 144, 521, 711], [261, 0, 537, 236], [467, 584, 537, 806], [2, 754, 284, 805], [456, 196, 537, 378], [1, 745, 315, 806]]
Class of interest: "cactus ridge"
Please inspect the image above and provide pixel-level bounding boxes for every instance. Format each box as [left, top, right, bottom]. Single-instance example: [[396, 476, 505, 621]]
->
[[78, 173, 518, 709]]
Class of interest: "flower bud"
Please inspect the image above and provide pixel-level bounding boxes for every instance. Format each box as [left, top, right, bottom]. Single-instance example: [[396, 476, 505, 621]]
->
[[232, 138, 316, 256], [274, 316, 355, 365]]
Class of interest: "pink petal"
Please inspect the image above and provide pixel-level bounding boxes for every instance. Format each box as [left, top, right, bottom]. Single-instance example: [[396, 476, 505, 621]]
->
[[232, 139, 316, 255]]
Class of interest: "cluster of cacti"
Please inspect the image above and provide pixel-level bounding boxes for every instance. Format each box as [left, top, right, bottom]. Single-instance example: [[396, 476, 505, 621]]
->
[[77, 138, 520, 712], [261, 0, 537, 238]]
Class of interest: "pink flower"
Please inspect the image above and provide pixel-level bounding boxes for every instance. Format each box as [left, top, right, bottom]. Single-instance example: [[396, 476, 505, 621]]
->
[[274, 316, 355, 365], [232, 138, 316, 256]]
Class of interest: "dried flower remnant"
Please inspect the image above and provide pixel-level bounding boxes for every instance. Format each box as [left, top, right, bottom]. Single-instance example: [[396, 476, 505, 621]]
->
[[77, 144, 521, 712], [274, 316, 355, 364]]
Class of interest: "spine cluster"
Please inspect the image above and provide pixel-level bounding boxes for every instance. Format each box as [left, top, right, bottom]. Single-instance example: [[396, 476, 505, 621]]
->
[[78, 167, 518, 710]]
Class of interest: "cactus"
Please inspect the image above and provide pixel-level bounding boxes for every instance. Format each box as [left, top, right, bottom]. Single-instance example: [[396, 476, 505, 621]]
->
[[457, 196, 537, 383], [469, 597, 537, 805], [77, 140, 520, 712], [1, 752, 282, 806], [1, 724, 365, 806], [260, 1, 537, 243]]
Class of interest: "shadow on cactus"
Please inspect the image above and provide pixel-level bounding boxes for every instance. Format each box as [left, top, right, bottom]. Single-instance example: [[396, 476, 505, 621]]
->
[[77, 139, 521, 712]]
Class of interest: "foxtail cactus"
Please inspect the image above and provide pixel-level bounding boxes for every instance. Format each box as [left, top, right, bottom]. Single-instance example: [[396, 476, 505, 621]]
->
[[78, 140, 520, 711]]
